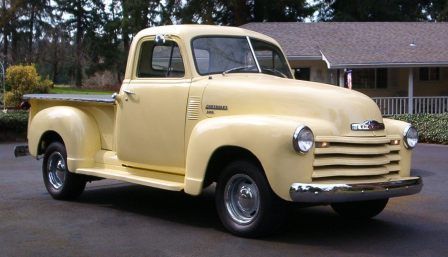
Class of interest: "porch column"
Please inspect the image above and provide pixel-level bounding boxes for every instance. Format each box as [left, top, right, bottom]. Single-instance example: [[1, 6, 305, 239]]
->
[[338, 69, 345, 87], [408, 68, 414, 114]]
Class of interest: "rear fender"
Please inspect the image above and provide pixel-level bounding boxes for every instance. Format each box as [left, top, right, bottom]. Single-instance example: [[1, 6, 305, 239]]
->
[[28, 106, 101, 171]]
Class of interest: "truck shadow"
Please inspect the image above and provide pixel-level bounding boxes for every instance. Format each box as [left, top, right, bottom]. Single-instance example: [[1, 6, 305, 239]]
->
[[265, 206, 437, 257], [79, 183, 221, 229], [411, 168, 434, 177], [78, 182, 425, 254]]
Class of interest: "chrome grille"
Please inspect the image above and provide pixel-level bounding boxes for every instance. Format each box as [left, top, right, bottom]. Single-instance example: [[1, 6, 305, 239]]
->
[[313, 136, 401, 179]]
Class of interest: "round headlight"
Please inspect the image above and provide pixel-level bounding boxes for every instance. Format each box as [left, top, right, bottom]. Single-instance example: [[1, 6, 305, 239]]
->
[[403, 125, 418, 149], [293, 126, 314, 154]]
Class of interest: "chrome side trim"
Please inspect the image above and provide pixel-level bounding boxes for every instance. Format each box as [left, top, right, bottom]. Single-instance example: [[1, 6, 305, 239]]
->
[[289, 177, 422, 203], [23, 94, 116, 104]]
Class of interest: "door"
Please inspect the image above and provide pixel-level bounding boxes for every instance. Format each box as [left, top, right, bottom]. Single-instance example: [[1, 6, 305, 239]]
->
[[116, 37, 190, 174]]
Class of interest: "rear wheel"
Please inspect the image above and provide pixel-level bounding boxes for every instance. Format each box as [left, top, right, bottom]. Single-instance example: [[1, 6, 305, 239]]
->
[[42, 142, 86, 200], [331, 199, 388, 219], [215, 160, 286, 237]]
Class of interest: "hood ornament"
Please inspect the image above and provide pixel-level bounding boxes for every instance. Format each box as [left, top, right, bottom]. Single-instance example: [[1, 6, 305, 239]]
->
[[351, 120, 385, 131]]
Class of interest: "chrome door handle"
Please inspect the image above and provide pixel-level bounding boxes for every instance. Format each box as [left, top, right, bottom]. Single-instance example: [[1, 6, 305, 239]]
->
[[123, 89, 135, 95]]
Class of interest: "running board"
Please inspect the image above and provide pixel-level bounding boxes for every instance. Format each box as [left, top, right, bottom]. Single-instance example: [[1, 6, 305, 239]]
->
[[76, 167, 184, 191]]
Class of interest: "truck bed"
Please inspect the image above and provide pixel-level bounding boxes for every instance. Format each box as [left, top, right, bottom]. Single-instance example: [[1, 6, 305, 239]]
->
[[23, 94, 115, 104], [25, 93, 116, 151]]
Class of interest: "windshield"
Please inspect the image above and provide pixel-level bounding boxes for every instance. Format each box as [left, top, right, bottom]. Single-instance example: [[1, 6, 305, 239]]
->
[[192, 36, 292, 79]]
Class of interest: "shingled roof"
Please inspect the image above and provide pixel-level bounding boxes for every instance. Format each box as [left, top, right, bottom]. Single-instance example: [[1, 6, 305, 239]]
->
[[241, 22, 448, 69]]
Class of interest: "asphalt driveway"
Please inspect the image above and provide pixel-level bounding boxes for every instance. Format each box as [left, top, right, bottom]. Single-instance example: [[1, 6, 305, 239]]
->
[[0, 143, 446, 257]]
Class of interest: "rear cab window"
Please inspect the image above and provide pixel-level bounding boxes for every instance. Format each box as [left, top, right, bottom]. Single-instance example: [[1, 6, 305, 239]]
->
[[137, 39, 185, 78]]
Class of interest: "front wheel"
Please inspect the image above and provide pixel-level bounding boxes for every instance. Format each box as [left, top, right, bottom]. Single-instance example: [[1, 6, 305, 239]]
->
[[331, 199, 389, 219], [42, 142, 86, 200], [215, 161, 286, 237]]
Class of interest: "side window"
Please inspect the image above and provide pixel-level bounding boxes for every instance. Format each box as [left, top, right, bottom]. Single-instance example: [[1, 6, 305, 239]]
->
[[137, 40, 185, 78]]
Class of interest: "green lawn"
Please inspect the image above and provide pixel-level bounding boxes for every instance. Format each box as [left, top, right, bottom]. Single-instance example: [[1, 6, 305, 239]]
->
[[50, 85, 114, 95]]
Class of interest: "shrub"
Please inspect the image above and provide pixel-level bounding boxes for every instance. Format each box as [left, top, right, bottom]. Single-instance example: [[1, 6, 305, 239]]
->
[[4, 64, 53, 107], [6, 65, 40, 92], [4, 91, 20, 107], [0, 110, 29, 141], [39, 77, 54, 90], [391, 113, 448, 145]]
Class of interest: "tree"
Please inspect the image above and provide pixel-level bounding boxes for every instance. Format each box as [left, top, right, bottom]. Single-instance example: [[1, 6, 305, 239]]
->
[[315, 0, 433, 21], [180, 0, 227, 24], [180, 0, 313, 25], [37, 21, 72, 83], [82, 0, 122, 84], [23, 0, 54, 63], [426, 0, 448, 21], [55, 0, 104, 87], [0, 0, 24, 65], [252, 0, 312, 23], [160, 0, 179, 25]]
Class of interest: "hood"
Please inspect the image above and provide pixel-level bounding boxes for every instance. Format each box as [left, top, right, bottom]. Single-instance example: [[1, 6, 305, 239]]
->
[[201, 73, 385, 137]]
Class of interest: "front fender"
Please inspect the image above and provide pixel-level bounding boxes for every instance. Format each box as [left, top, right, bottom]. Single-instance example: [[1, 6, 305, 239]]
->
[[184, 115, 321, 200], [28, 106, 101, 171], [383, 118, 413, 177]]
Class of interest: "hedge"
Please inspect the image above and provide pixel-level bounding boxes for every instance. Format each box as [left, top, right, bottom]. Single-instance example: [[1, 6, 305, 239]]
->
[[391, 113, 448, 145], [0, 111, 29, 142]]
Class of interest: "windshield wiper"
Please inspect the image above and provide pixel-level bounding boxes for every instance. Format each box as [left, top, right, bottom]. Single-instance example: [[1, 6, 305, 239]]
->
[[222, 65, 257, 76], [260, 67, 288, 78]]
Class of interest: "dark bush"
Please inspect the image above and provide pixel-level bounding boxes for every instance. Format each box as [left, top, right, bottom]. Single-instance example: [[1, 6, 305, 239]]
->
[[0, 111, 29, 142], [391, 113, 448, 145]]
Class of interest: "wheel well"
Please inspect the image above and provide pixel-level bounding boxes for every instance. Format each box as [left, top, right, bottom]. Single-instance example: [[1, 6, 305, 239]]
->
[[204, 146, 264, 187], [37, 131, 64, 155]]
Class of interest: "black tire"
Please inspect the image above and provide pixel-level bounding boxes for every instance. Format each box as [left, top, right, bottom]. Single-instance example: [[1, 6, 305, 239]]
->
[[331, 199, 389, 220], [215, 160, 286, 237], [42, 142, 86, 200]]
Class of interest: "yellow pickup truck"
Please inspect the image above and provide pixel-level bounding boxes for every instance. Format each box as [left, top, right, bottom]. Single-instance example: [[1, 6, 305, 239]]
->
[[21, 25, 422, 237]]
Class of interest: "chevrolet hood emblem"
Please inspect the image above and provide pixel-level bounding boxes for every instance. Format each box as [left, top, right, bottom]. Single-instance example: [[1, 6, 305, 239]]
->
[[351, 120, 385, 131]]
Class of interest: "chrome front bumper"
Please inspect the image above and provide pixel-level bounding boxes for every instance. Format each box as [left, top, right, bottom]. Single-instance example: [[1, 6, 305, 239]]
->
[[290, 177, 422, 203]]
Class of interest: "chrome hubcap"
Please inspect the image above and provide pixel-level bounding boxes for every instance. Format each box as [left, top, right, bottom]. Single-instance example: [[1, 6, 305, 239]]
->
[[224, 174, 260, 224], [47, 152, 66, 189]]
